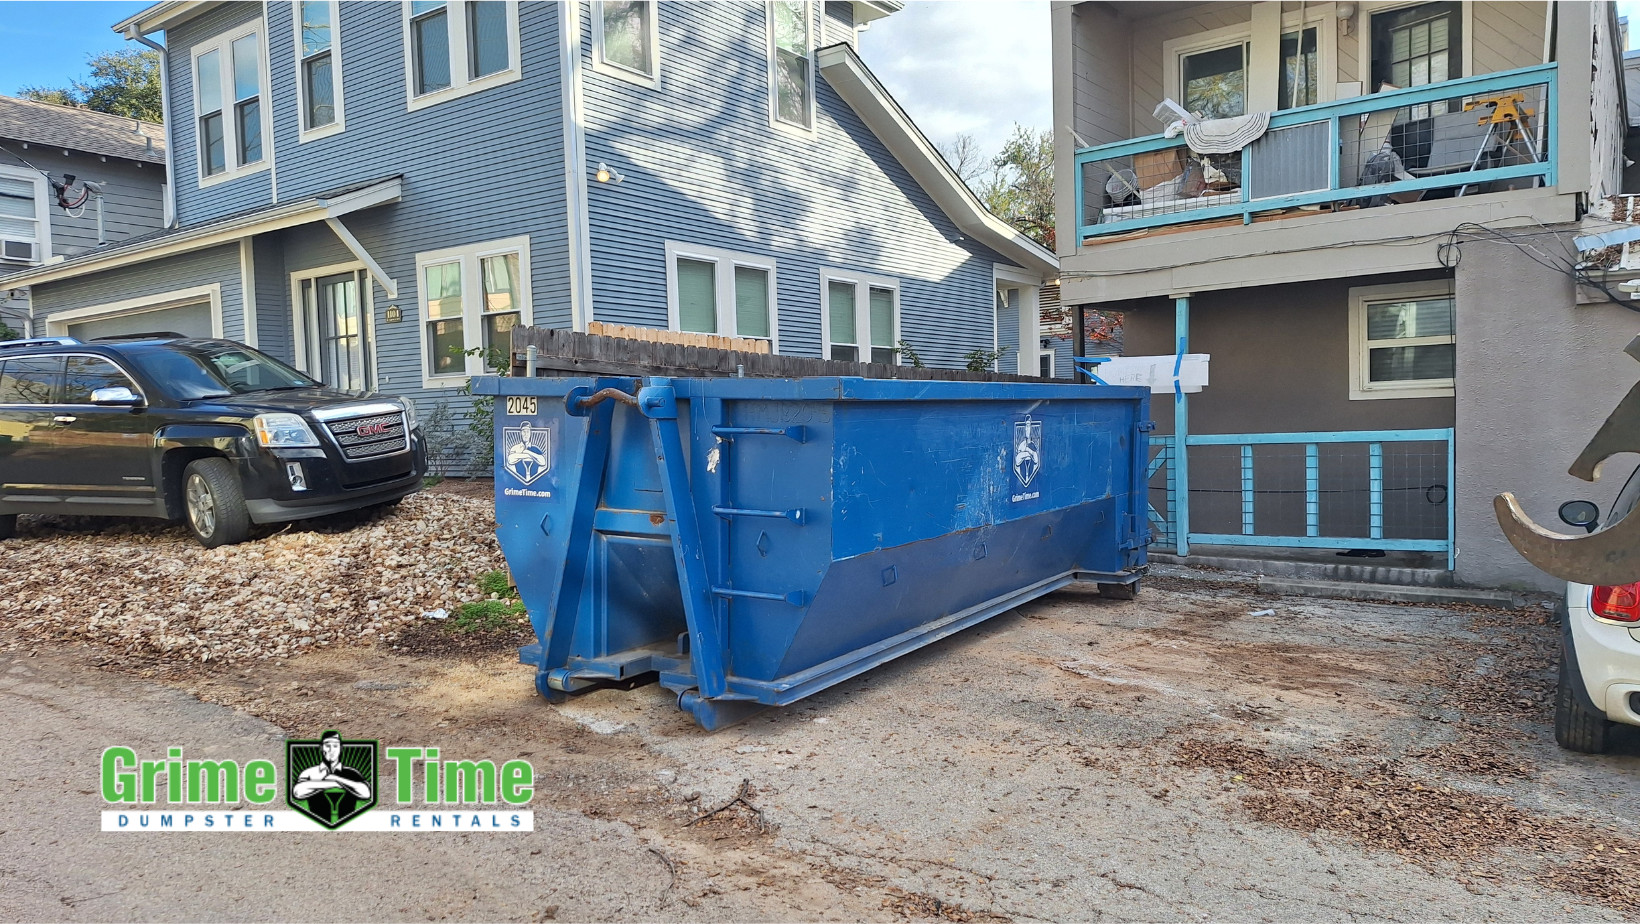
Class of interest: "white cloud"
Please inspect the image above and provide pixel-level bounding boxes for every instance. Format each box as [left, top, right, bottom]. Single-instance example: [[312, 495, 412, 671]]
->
[[857, 1, 1051, 161]]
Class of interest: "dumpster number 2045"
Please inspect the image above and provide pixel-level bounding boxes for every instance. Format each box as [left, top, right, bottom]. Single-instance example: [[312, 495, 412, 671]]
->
[[505, 396, 538, 416]]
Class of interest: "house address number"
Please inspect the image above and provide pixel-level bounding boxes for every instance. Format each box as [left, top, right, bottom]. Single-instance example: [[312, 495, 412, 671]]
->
[[505, 396, 538, 416]]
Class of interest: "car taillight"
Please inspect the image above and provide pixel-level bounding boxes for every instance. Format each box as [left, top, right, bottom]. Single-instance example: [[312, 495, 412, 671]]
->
[[1590, 583, 1640, 622]]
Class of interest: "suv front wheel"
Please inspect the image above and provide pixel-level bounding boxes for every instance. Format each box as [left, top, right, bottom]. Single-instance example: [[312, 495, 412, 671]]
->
[[183, 458, 250, 548]]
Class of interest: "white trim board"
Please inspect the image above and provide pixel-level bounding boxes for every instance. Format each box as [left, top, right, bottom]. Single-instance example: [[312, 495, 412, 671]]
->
[[818, 266, 898, 363], [591, 0, 661, 89]]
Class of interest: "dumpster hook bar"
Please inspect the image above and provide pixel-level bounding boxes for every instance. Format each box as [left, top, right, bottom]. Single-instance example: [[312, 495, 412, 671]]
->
[[712, 585, 807, 606], [710, 425, 807, 443], [570, 387, 640, 414], [712, 505, 806, 525]]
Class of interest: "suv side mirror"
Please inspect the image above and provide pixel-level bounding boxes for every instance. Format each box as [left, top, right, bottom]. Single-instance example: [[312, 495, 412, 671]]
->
[[90, 386, 143, 408], [1560, 500, 1600, 533]]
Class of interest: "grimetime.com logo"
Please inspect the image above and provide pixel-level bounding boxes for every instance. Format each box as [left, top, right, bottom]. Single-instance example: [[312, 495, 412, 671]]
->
[[99, 728, 535, 832]]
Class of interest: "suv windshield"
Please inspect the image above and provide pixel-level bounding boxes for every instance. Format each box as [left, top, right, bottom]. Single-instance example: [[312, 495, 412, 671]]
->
[[128, 343, 320, 400]]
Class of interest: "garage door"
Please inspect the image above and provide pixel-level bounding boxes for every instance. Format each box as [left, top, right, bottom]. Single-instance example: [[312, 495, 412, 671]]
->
[[64, 300, 215, 341]]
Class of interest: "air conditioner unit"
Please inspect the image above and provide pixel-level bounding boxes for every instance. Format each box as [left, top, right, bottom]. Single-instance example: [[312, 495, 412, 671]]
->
[[0, 239, 37, 262]]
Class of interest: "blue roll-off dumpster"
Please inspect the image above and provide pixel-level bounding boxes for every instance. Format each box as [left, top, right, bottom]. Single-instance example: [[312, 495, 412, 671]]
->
[[473, 374, 1151, 730]]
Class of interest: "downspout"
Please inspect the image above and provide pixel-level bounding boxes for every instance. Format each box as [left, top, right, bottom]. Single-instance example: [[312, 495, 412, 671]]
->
[[126, 28, 177, 229]]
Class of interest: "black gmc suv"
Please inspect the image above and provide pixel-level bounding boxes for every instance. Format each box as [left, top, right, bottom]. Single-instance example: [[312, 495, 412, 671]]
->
[[0, 335, 425, 547]]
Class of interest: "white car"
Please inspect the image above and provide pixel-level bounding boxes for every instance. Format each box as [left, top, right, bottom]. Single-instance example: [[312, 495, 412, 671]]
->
[[1556, 474, 1640, 753]]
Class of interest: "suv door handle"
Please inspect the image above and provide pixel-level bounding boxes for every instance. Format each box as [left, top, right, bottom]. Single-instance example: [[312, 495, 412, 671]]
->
[[53, 415, 77, 424]]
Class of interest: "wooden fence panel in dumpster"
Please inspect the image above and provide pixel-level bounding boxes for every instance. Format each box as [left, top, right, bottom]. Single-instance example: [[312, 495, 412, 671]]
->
[[473, 374, 1151, 730]]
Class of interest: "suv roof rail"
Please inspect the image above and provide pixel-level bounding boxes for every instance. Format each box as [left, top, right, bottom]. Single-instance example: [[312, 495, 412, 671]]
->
[[90, 331, 192, 342], [0, 336, 80, 351]]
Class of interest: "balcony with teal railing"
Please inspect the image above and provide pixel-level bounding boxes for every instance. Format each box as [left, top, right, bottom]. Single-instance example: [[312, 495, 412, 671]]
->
[[1074, 64, 1557, 243]]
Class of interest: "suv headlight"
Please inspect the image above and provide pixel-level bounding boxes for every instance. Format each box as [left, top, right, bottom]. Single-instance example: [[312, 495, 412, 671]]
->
[[253, 413, 320, 448], [400, 399, 419, 432]]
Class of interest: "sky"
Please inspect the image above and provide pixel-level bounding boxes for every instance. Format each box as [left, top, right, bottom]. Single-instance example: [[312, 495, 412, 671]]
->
[[857, 2, 1052, 162], [0, 1, 1047, 163]]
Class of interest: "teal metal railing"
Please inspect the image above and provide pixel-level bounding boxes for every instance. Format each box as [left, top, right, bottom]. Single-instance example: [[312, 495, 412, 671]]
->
[[1147, 429, 1455, 569], [1076, 64, 1557, 241]]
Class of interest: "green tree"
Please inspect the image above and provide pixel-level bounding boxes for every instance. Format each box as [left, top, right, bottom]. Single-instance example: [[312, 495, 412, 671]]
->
[[978, 124, 1055, 251], [19, 49, 163, 123]]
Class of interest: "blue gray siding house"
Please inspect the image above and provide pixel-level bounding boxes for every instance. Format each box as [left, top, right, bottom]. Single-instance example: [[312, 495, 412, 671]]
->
[[2, 1, 1057, 424], [0, 95, 169, 335]]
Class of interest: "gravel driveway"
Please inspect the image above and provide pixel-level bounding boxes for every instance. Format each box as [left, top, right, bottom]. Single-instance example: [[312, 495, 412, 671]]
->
[[2, 492, 1637, 921]]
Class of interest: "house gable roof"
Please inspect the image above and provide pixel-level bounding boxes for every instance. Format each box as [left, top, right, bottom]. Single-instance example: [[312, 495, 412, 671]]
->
[[816, 42, 1057, 279], [0, 96, 165, 165]]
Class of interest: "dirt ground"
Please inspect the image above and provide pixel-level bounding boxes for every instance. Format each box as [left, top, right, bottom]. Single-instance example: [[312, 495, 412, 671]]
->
[[2, 493, 1639, 921]]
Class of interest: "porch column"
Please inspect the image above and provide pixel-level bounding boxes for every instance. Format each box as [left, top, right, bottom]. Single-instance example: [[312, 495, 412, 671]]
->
[[1173, 293, 1191, 557], [1016, 284, 1041, 377]]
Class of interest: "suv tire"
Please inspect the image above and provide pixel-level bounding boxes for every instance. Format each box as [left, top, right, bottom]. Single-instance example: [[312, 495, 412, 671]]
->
[[183, 458, 250, 548], [0, 514, 15, 540], [1554, 648, 1611, 754]]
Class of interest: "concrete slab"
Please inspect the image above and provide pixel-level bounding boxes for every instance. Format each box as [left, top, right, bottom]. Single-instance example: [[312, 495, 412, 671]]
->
[[1255, 575, 1525, 608]]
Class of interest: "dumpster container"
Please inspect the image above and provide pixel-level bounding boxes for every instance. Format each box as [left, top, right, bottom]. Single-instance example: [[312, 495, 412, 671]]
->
[[474, 375, 1151, 730]]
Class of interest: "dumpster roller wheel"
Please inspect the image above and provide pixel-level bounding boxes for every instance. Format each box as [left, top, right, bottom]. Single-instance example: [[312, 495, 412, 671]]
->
[[678, 689, 770, 732], [1098, 580, 1140, 600]]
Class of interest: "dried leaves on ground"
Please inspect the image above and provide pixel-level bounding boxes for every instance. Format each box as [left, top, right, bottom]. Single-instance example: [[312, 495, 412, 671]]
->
[[0, 493, 506, 666]]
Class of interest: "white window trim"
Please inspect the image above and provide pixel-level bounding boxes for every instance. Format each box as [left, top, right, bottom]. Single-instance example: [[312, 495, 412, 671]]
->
[[289, 260, 377, 390], [1357, 1, 1474, 93], [0, 163, 51, 264], [415, 235, 532, 389], [1038, 349, 1056, 379], [766, 0, 818, 137], [819, 268, 899, 364], [294, 0, 345, 142], [1348, 279, 1455, 400], [663, 242, 779, 350], [42, 284, 224, 338], [1162, 7, 1340, 113], [402, 0, 523, 114], [591, 0, 660, 89], [192, 21, 273, 188]]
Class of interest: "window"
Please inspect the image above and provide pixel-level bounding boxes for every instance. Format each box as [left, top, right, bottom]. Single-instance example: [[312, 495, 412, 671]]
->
[[820, 270, 898, 364], [405, 0, 520, 111], [768, 1, 814, 131], [0, 356, 61, 405], [0, 166, 49, 264], [1279, 27, 1318, 110], [664, 243, 776, 346], [1370, 2, 1461, 117], [1038, 350, 1055, 379], [297, 0, 343, 138], [1182, 43, 1247, 119], [1349, 281, 1455, 400], [594, 0, 658, 86], [193, 25, 269, 184], [62, 357, 140, 404], [415, 236, 532, 386]]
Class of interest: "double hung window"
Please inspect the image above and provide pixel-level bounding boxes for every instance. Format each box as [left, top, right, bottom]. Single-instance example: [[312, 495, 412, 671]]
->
[[594, 1, 658, 85], [407, 1, 520, 109], [821, 270, 897, 364], [769, 1, 814, 131], [297, 0, 342, 136], [1349, 281, 1456, 400], [0, 167, 47, 263], [416, 236, 532, 386], [666, 243, 776, 346], [194, 26, 269, 182]]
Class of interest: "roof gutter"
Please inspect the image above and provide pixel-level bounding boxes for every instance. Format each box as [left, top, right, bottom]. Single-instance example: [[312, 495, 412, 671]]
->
[[0, 178, 401, 288], [815, 43, 1057, 277], [124, 27, 176, 228]]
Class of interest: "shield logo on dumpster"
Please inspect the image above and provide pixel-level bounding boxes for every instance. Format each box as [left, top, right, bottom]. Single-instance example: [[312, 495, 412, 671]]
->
[[502, 422, 552, 486], [286, 730, 377, 830], [1013, 418, 1042, 488]]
